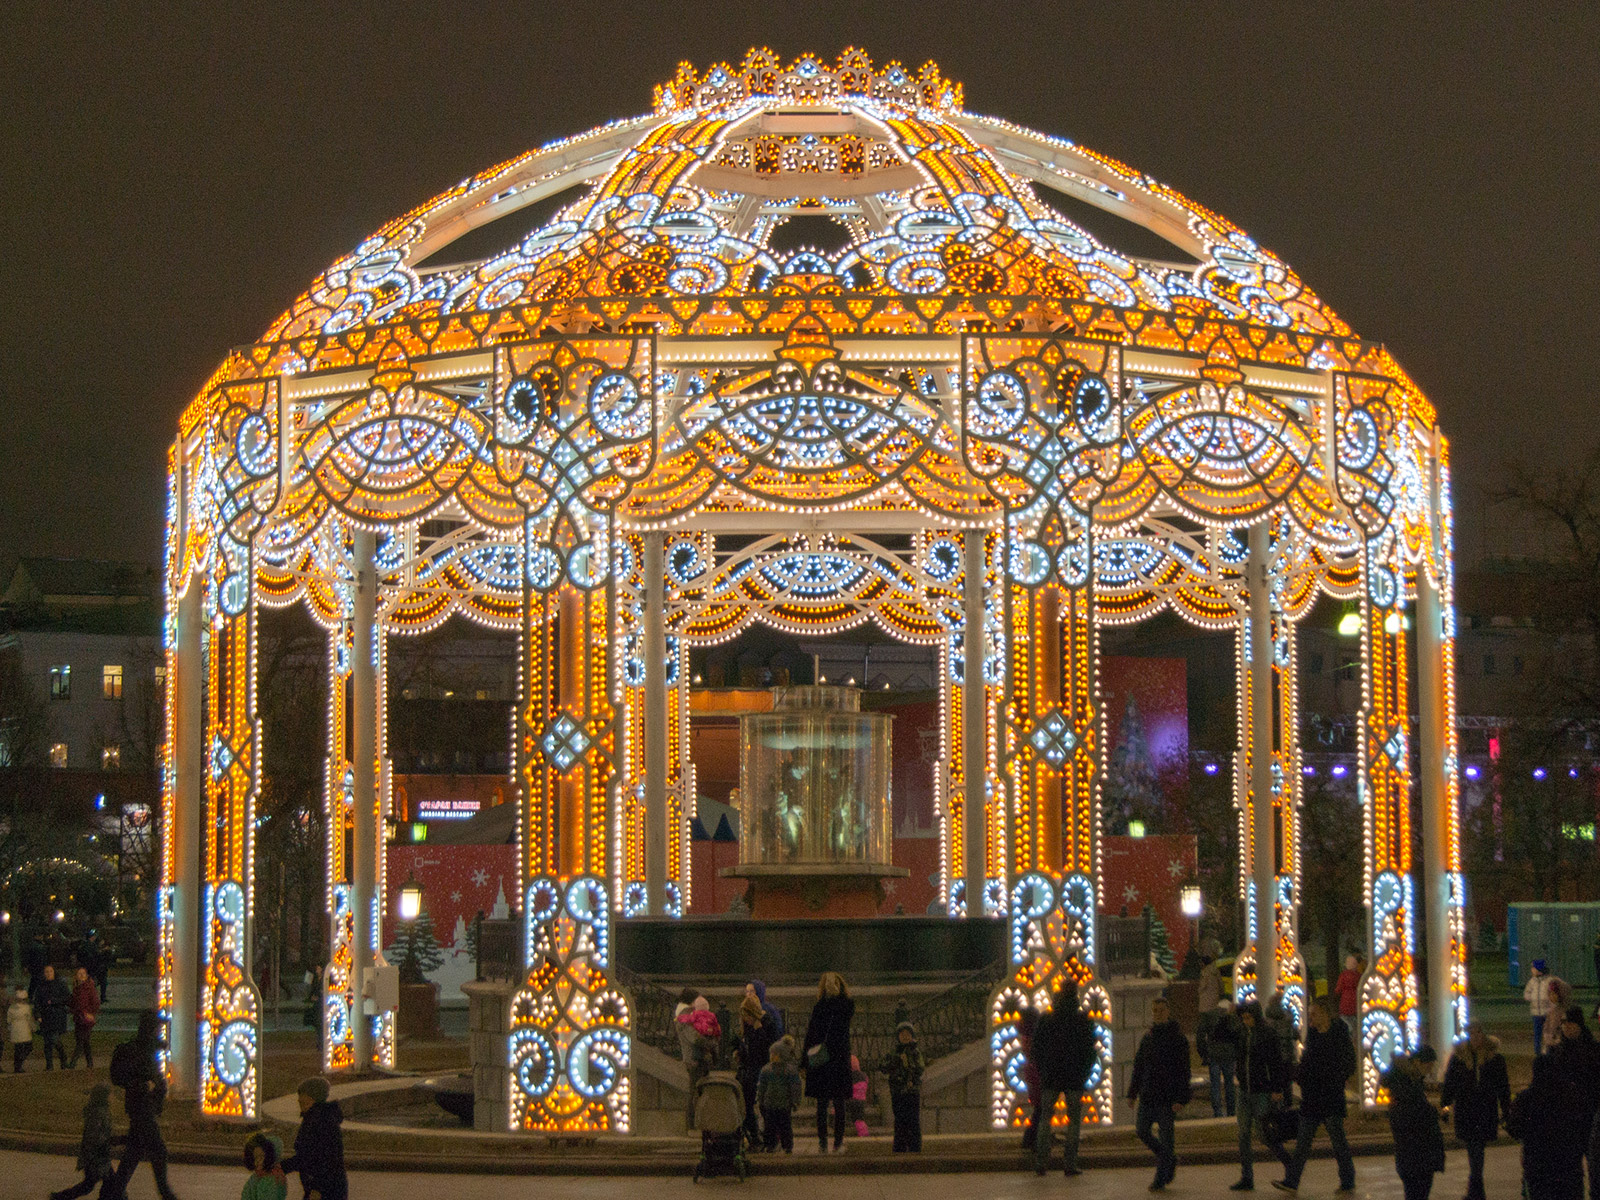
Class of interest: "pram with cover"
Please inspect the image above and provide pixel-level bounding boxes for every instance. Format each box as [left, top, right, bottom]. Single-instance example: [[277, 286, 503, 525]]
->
[[693, 1071, 748, 1182]]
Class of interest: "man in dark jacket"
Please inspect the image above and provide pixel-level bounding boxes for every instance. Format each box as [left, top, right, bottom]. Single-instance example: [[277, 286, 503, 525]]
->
[[1029, 982, 1099, 1176], [1232, 1000, 1289, 1190], [1129, 994, 1192, 1191], [102, 1010, 176, 1200], [1385, 1047, 1445, 1200], [1273, 997, 1356, 1194], [1551, 1006, 1600, 1199], [283, 1076, 348, 1200], [1441, 1023, 1511, 1200], [38, 964, 72, 1069], [1509, 1054, 1586, 1200]]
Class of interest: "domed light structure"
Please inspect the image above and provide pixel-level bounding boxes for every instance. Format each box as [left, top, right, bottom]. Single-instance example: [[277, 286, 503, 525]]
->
[[160, 49, 1464, 1124]]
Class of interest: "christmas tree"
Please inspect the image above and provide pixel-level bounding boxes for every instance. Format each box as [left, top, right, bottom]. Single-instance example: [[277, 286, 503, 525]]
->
[[1108, 693, 1161, 833], [387, 909, 445, 984], [1144, 904, 1178, 977]]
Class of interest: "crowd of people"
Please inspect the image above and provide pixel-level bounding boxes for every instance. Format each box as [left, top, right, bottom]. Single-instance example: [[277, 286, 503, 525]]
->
[[46, 1007, 349, 1200], [675, 972, 925, 1154]]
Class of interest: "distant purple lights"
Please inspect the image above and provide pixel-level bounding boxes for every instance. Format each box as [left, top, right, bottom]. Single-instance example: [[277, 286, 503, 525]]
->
[[1464, 765, 1480, 779], [1533, 767, 1547, 780], [1203, 762, 1219, 775], [1331, 764, 1348, 778]]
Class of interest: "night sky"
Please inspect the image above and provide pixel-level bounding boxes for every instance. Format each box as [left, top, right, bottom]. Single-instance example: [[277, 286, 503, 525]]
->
[[4, 3, 1596, 569]]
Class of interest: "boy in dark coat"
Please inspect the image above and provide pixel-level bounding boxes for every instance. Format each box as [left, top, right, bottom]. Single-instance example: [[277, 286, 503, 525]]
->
[[283, 1077, 348, 1200], [1441, 1023, 1511, 1200], [103, 1010, 175, 1200], [1030, 983, 1099, 1176], [50, 1083, 118, 1200], [1129, 994, 1192, 1191], [879, 1020, 926, 1152], [1384, 1048, 1445, 1200], [1273, 997, 1356, 1194], [755, 1042, 801, 1153]]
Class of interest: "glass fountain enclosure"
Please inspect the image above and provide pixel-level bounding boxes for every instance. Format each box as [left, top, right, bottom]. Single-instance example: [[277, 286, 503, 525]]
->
[[739, 686, 893, 871]]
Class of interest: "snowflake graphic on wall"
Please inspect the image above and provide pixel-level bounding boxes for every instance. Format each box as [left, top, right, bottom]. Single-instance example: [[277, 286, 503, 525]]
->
[[451, 890, 462, 903], [1123, 884, 1140, 905], [471, 868, 489, 888], [1168, 858, 1186, 878]]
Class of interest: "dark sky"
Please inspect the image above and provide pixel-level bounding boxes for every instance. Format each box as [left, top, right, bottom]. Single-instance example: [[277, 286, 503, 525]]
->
[[3, 2, 1596, 570]]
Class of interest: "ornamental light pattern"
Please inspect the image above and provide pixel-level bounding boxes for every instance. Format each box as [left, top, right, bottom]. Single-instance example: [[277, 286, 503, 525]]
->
[[159, 49, 1465, 1124]]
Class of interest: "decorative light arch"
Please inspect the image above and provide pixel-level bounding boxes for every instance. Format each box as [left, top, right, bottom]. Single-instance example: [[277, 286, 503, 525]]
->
[[161, 49, 1464, 1124]]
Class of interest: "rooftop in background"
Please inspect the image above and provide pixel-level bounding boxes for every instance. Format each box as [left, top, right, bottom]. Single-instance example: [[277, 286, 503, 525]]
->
[[0, 557, 161, 636]]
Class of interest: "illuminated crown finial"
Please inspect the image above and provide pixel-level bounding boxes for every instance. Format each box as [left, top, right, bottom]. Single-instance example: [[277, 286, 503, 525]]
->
[[653, 48, 963, 116]]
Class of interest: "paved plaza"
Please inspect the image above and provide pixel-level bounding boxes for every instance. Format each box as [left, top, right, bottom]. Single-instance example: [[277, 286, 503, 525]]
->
[[3, 1143, 1522, 1200]]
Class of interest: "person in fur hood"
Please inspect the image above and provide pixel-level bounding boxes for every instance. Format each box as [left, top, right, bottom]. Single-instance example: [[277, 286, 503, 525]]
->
[[1441, 1023, 1511, 1200]]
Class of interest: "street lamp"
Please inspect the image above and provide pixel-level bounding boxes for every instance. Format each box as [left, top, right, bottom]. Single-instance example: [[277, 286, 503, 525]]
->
[[396, 876, 423, 923], [1180, 881, 1203, 921], [1337, 605, 1361, 637]]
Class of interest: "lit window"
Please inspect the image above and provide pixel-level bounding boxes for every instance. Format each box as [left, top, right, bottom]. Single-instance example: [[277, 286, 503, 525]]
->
[[102, 664, 123, 700], [50, 743, 68, 768], [49, 665, 71, 699], [101, 745, 121, 770], [154, 664, 167, 687]]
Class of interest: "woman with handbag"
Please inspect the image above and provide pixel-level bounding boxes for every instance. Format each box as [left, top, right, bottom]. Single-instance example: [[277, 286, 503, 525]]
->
[[802, 972, 854, 1154]]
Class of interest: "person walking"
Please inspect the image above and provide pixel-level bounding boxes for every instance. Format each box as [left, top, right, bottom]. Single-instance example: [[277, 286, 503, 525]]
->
[[1441, 1023, 1511, 1200], [880, 1020, 925, 1152], [103, 1010, 177, 1200], [801, 971, 854, 1154], [38, 963, 72, 1069], [282, 1077, 348, 1200], [736, 991, 778, 1144], [1231, 999, 1290, 1191], [1029, 982, 1099, 1177], [1017, 1006, 1043, 1151], [1273, 996, 1356, 1194], [1199, 956, 1224, 1013], [1199, 998, 1240, 1117], [1527, 960, 1561, 1054], [1551, 1006, 1600, 1197], [49, 1083, 118, 1200], [8, 986, 35, 1072], [1385, 1048, 1446, 1200], [755, 1042, 801, 1154], [1510, 1054, 1586, 1200], [69, 966, 101, 1069], [1128, 994, 1191, 1191]]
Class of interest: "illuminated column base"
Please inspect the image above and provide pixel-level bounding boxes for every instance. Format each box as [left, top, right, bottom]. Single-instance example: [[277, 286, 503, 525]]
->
[[992, 873, 1113, 1127], [508, 877, 631, 1130]]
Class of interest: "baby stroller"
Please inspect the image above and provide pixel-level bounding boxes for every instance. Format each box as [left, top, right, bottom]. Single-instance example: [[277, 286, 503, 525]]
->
[[693, 1071, 748, 1182]]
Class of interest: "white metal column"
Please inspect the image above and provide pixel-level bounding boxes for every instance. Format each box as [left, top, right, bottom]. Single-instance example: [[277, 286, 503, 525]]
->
[[1247, 522, 1278, 1002], [963, 528, 987, 915], [170, 577, 204, 1094], [643, 531, 669, 914], [1417, 565, 1455, 1054], [351, 530, 378, 1068]]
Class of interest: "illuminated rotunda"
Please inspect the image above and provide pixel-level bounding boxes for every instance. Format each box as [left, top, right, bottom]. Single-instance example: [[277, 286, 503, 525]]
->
[[159, 50, 1467, 1128]]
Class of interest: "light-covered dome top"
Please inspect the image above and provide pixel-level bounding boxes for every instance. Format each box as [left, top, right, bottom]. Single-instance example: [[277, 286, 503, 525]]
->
[[261, 49, 1351, 347]]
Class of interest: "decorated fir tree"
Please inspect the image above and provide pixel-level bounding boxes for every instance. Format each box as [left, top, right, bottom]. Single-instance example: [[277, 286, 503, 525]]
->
[[387, 908, 445, 983], [1144, 903, 1178, 977]]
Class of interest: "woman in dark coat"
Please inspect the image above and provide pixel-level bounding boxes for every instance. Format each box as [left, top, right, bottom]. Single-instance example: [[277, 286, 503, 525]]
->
[[737, 993, 778, 1144], [802, 971, 855, 1153], [1441, 1024, 1511, 1200]]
